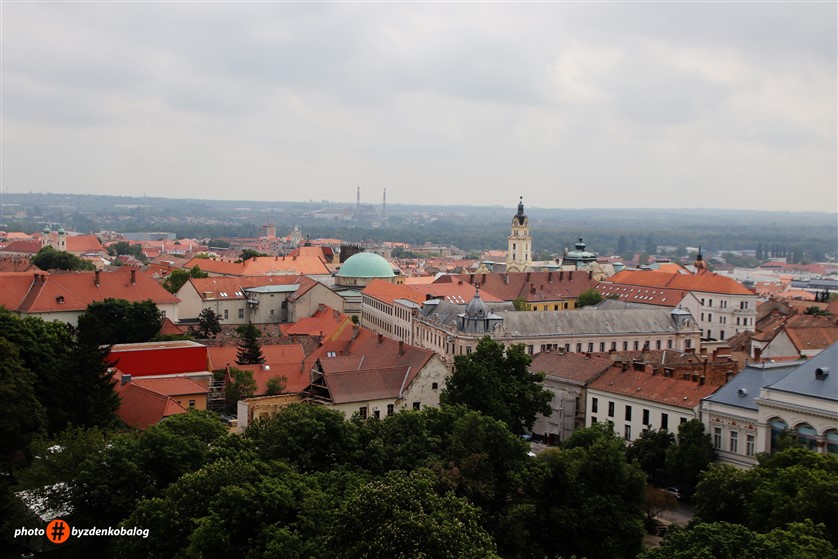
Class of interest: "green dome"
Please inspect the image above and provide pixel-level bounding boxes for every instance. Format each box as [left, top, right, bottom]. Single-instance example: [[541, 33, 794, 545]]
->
[[337, 252, 395, 278]]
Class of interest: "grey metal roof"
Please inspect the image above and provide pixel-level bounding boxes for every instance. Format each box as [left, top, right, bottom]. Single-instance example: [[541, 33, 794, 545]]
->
[[765, 343, 838, 401], [421, 299, 514, 328], [497, 308, 689, 336], [702, 362, 799, 410], [595, 298, 669, 311]]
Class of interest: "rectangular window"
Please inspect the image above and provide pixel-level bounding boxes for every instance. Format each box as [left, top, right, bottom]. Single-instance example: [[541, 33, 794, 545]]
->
[[623, 341, 628, 351], [599, 342, 606, 352], [238, 308, 244, 319], [709, 299, 713, 307], [161, 310, 167, 318], [633, 341, 639, 350], [625, 405, 632, 421], [714, 427, 722, 449], [720, 330, 725, 340], [656, 340, 662, 350], [270, 309, 275, 315], [224, 309, 229, 320], [661, 413, 669, 430], [466, 346, 472, 354], [611, 342, 617, 351], [188, 400, 195, 408], [359, 406, 368, 420], [576, 343, 582, 353], [730, 431, 739, 454], [624, 425, 631, 440], [642, 409, 650, 426], [746, 434, 755, 456], [592, 398, 599, 413], [387, 404, 395, 417], [607, 401, 615, 418], [680, 417, 687, 425], [587, 343, 594, 353], [591, 416, 597, 424], [413, 402, 421, 411], [373, 409, 380, 420], [667, 339, 673, 349]]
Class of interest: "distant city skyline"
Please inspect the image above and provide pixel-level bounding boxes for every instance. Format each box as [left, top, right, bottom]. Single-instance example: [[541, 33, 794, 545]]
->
[[2, 3, 835, 212]]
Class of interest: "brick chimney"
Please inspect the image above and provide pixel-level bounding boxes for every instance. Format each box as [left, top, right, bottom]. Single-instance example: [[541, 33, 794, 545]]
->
[[94, 270, 100, 286], [130, 269, 136, 285]]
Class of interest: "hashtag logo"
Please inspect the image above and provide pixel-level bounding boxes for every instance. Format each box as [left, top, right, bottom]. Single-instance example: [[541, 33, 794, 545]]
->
[[45, 519, 70, 544]]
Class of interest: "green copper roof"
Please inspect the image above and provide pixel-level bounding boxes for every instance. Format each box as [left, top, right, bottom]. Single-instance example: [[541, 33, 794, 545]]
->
[[337, 252, 395, 278]]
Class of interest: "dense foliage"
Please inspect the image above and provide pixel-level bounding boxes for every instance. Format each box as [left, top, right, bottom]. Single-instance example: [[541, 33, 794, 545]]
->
[[31, 246, 95, 271], [441, 337, 552, 435], [77, 298, 163, 345], [235, 323, 265, 365], [162, 265, 209, 294]]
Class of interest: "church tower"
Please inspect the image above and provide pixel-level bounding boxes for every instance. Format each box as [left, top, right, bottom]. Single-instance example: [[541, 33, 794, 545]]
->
[[506, 197, 532, 273]]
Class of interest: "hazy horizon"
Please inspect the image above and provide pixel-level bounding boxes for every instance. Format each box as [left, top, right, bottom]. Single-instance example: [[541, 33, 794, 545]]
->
[[3, 3, 836, 212]]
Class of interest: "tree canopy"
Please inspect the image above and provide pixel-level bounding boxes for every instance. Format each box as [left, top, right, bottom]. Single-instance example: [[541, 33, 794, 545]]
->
[[31, 245, 95, 271], [441, 337, 552, 434], [577, 288, 605, 308], [162, 265, 209, 294], [76, 298, 163, 345], [235, 323, 264, 365]]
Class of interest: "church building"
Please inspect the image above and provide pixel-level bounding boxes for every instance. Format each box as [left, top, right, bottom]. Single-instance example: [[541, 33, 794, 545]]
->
[[506, 197, 533, 273]]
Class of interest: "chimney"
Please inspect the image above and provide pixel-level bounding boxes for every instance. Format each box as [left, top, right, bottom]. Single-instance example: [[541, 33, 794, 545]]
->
[[585, 351, 591, 358], [569, 271, 573, 280], [753, 347, 762, 361], [399, 341, 404, 355], [548, 271, 552, 283], [94, 270, 100, 286], [608, 349, 619, 362], [526, 272, 531, 282], [699, 376, 705, 386], [700, 347, 707, 356], [378, 333, 383, 345], [469, 274, 474, 284], [121, 374, 132, 386], [588, 270, 593, 279], [130, 269, 136, 285], [725, 371, 734, 383]]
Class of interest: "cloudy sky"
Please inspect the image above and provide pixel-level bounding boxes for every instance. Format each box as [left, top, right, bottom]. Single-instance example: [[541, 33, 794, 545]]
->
[[2, 2, 835, 212]]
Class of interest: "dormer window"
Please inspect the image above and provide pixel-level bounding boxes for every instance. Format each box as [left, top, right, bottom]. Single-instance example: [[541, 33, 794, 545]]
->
[[56, 296, 64, 304]]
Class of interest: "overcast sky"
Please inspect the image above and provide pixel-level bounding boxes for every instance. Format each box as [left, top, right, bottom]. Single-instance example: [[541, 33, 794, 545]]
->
[[2, 2, 836, 212]]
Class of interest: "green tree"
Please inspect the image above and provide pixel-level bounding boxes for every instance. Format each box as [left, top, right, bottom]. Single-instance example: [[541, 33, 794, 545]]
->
[[245, 403, 359, 472], [328, 469, 499, 559], [31, 245, 95, 271], [626, 428, 676, 480], [107, 241, 148, 263], [441, 337, 551, 434], [524, 423, 647, 559], [235, 323, 264, 365], [77, 298, 163, 345], [161, 265, 209, 294], [196, 308, 222, 339], [240, 248, 268, 261], [664, 419, 715, 489], [0, 338, 46, 468], [577, 288, 604, 308], [266, 376, 287, 395], [693, 463, 754, 524], [225, 368, 257, 414]]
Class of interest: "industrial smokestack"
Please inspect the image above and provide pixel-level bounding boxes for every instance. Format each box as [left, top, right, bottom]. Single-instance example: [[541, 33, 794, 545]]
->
[[357, 186, 360, 208], [383, 188, 387, 219]]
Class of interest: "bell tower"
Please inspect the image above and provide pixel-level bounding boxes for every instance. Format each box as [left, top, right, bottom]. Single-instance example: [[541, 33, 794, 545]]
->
[[506, 196, 532, 273]]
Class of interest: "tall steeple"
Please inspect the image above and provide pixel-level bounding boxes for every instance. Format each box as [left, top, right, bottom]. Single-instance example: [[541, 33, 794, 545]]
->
[[506, 196, 532, 273], [694, 245, 706, 272]]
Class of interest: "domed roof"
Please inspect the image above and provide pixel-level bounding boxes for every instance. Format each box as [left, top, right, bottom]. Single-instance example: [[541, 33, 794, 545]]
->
[[337, 252, 395, 278], [464, 287, 487, 319]]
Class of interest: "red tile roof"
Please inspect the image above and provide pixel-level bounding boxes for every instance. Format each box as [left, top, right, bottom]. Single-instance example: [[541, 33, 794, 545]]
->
[[132, 376, 209, 397], [406, 281, 503, 304], [183, 255, 330, 276], [434, 271, 598, 303], [225, 362, 310, 395], [284, 305, 354, 341], [530, 351, 613, 384], [114, 373, 188, 429], [362, 279, 426, 306], [589, 365, 719, 409], [207, 343, 306, 371], [0, 257, 35, 273], [0, 240, 41, 254], [0, 272, 44, 311], [596, 283, 687, 307], [608, 270, 753, 296], [11, 268, 179, 314], [322, 367, 413, 404]]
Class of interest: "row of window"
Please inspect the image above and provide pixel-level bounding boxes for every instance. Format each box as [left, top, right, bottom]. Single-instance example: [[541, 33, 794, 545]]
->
[[591, 397, 687, 433], [713, 426, 756, 457], [699, 298, 750, 310], [358, 402, 422, 419]]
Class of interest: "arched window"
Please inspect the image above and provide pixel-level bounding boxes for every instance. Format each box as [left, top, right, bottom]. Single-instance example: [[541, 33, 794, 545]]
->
[[826, 430, 838, 456], [769, 418, 789, 453], [795, 424, 818, 451]]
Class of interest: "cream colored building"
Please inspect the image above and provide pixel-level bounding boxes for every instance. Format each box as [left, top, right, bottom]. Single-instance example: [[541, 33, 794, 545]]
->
[[506, 197, 533, 273]]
